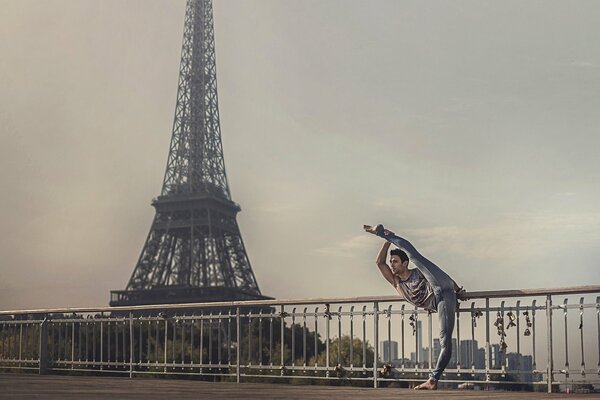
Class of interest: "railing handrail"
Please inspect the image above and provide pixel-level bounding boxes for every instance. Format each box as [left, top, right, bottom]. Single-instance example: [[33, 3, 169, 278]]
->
[[1, 285, 598, 316]]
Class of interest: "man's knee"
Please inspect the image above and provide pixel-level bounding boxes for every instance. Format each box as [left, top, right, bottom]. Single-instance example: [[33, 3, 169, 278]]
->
[[439, 334, 452, 351]]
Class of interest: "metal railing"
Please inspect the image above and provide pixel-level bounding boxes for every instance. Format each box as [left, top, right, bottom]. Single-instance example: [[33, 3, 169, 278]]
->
[[1, 285, 599, 393]]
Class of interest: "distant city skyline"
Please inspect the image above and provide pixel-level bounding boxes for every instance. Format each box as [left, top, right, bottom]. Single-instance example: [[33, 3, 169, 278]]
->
[[381, 336, 535, 383]]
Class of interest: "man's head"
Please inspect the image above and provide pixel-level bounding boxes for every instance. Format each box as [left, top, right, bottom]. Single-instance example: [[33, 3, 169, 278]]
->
[[389, 248, 409, 275]]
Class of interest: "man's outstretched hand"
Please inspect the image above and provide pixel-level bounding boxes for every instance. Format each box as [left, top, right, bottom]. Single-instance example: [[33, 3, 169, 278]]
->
[[363, 224, 394, 237]]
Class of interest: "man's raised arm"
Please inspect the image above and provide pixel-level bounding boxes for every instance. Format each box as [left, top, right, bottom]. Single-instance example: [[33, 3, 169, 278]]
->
[[376, 241, 395, 286]]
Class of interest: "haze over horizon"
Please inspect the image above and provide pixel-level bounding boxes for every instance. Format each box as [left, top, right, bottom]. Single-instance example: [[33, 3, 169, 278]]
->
[[1, 0, 599, 310]]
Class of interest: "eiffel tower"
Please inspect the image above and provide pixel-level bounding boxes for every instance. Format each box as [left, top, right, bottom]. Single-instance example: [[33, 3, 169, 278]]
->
[[110, 0, 270, 307]]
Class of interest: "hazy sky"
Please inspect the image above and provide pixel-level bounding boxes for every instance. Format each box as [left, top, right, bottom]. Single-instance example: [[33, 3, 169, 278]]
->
[[1, 0, 599, 310]]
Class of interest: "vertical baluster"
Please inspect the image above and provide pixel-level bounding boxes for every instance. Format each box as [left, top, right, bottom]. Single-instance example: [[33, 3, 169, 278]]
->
[[563, 299, 569, 377], [145, 319, 150, 365], [325, 304, 330, 376], [58, 322, 63, 363], [171, 317, 176, 365], [349, 306, 354, 369], [24, 323, 29, 362], [191, 314, 195, 366], [208, 313, 213, 366], [338, 306, 343, 368], [291, 308, 296, 367], [71, 321, 75, 369], [39, 318, 48, 374], [138, 317, 142, 366], [470, 302, 476, 372], [227, 311, 232, 365], [154, 318, 160, 368], [485, 298, 490, 381], [315, 307, 320, 369], [163, 317, 168, 372], [302, 307, 307, 368], [247, 311, 252, 366], [19, 323, 23, 366], [147, 318, 152, 365], [456, 304, 461, 372], [362, 305, 366, 371], [199, 312, 203, 368], [116, 319, 121, 365], [218, 312, 222, 366], [182, 315, 187, 366], [428, 309, 433, 371], [546, 295, 554, 393], [92, 321, 96, 367], [499, 301, 506, 372], [129, 313, 134, 378], [269, 314, 273, 366], [0, 322, 4, 360], [107, 320, 111, 367], [100, 318, 104, 371], [84, 320, 88, 366], [373, 301, 379, 388], [236, 308, 241, 383], [414, 311, 419, 370], [386, 305, 392, 364], [123, 320, 127, 365], [280, 305, 285, 371], [22, 323, 27, 363], [78, 320, 82, 364], [516, 301, 521, 378], [579, 298, 585, 376], [14, 322, 18, 360], [531, 300, 537, 371], [258, 312, 263, 366], [596, 296, 600, 375], [400, 304, 405, 371]]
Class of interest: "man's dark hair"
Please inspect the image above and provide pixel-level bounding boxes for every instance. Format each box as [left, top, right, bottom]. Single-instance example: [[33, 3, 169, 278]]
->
[[390, 248, 409, 263]]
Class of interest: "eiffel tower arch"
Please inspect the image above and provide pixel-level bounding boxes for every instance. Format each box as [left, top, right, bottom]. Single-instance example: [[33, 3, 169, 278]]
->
[[110, 0, 270, 306]]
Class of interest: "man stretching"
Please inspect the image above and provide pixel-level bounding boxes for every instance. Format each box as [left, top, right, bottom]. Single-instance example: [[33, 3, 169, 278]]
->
[[364, 224, 463, 390]]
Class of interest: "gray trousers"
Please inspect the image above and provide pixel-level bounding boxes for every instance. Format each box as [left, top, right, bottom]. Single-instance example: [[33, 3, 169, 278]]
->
[[379, 232, 456, 381]]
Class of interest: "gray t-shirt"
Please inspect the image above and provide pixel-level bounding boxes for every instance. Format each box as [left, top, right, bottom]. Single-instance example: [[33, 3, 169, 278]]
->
[[395, 269, 437, 312]]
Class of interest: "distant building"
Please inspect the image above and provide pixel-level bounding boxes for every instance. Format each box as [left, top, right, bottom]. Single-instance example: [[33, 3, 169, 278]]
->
[[476, 348, 486, 369], [505, 352, 535, 382], [506, 352, 533, 372], [380, 340, 398, 362], [506, 352, 520, 370], [459, 339, 479, 368], [490, 344, 502, 369]]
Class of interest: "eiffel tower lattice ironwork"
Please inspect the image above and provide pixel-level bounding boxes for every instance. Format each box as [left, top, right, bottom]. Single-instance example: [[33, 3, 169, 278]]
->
[[110, 0, 269, 306]]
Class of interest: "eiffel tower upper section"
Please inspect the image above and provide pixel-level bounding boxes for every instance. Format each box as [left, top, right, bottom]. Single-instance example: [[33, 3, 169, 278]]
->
[[110, 0, 269, 307], [162, 0, 230, 199]]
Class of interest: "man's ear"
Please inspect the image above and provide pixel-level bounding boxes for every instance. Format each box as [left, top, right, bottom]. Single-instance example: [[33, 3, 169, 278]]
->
[[402, 260, 409, 267]]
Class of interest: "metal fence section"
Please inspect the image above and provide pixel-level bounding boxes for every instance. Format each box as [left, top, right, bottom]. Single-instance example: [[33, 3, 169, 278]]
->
[[1, 286, 599, 392]]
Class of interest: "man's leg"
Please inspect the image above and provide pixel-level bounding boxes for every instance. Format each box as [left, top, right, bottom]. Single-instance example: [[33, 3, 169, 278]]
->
[[415, 289, 457, 389], [431, 289, 456, 379]]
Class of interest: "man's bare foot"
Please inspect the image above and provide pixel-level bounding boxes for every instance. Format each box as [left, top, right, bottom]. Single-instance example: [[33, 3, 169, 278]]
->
[[414, 378, 438, 390], [363, 224, 393, 236], [363, 224, 379, 234]]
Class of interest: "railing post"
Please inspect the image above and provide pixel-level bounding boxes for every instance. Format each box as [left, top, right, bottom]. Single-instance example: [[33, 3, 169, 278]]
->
[[546, 295, 553, 393], [280, 305, 285, 375], [38, 316, 48, 375], [485, 298, 490, 379], [129, 312, 134, 378], [325, 304, 330, 378], [373, 301, 379, 388], [236, 307, 241, 383]]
